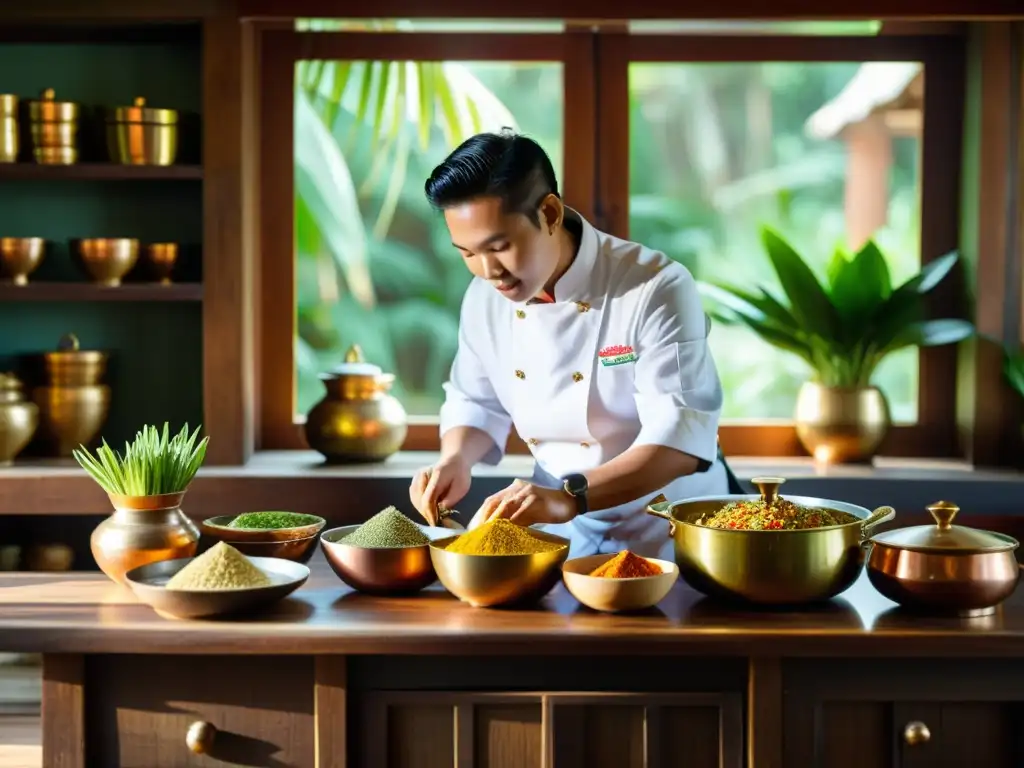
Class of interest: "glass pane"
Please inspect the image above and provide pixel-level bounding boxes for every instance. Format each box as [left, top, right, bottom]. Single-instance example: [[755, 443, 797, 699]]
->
[[628, 20, 882, 36], [628, 61, 922, 423], [297, 19, 566, 33], [294, 59, 564, 418]]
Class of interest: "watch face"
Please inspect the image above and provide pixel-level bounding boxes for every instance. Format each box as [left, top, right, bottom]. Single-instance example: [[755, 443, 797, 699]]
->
[[564, 473, 588, 496]]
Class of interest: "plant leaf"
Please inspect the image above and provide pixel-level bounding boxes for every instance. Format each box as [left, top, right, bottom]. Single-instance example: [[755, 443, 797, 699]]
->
[[883, 319, 974, 352], [830, 239, 892, 329], [698, 281, 799, 332], [872, 251, 961, 349], [760, 226, 841, 340], [1004, 350, 1024, 398], [825, 246, 848, 290]]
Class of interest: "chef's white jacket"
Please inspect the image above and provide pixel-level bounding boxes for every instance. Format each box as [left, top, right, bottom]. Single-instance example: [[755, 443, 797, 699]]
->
[[438, 210, 728, 559]]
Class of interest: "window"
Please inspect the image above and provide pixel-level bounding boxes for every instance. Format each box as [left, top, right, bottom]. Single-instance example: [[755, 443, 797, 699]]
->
[[257, 26, 963, 457]]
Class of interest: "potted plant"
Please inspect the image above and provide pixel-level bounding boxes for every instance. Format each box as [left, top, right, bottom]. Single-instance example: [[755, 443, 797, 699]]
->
[[700, 226, 974, 463], [73, 423, 209, 586]]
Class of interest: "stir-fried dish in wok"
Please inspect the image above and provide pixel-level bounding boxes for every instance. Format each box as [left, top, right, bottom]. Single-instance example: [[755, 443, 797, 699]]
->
[[696, 498, 858, 531]]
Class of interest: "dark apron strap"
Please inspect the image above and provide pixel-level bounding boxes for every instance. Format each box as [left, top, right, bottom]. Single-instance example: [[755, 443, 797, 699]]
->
[[718, 443, 746, 495]]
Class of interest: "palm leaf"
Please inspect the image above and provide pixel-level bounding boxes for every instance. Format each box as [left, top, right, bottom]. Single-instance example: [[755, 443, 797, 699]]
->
[[760, 226, 842, 341]]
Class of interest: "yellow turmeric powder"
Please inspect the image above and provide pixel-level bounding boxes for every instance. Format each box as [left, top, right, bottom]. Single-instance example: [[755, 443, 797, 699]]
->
[[444, 519, 565, 556]]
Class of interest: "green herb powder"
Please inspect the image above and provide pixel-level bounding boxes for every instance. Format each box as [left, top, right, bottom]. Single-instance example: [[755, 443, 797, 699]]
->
[[229, 511, 321, 530], [341, 506, 429, 548]]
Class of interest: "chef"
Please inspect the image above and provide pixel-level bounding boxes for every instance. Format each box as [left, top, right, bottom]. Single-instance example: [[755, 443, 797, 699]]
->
[[408, 130, 741, 559]]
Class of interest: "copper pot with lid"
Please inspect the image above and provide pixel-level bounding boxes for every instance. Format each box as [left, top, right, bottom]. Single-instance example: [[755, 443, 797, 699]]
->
[[866, 501, 1020, 617]]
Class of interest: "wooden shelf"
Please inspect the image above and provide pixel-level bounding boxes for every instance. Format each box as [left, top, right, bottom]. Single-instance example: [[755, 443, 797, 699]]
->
[[0, 283, 202, 302], [0, 164, 202, 181]]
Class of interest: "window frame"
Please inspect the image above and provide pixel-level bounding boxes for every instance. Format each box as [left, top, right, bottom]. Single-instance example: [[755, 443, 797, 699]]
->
[[256, 27, 967, 458]]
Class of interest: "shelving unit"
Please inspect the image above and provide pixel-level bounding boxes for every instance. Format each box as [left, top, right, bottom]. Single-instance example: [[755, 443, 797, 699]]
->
[[0, 164, 203, 181], [0, 283, 203, 302]]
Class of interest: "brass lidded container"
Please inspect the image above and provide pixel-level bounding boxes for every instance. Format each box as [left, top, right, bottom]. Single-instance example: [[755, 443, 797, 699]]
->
[[867, 501, 1020, 617], [28, 88, 80, 166], [31, 333, 111, 457], [0, 94, 18, 163], [304, 344, 409, 463], [0, 373, 39, 466], [107, 96, 179, 166]]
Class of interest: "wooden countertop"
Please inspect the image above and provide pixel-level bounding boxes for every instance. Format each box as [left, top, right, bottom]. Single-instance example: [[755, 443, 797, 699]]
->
[[0, 554, 1022, 656]]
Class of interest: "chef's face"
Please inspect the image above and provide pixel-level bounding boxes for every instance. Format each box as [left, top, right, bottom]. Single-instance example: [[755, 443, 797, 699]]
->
[[445, 194, 563, 303]]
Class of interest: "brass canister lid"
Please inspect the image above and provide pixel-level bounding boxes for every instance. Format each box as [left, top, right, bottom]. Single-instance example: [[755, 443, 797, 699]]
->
[[870, 501, 1018, 554], [28, 89, 79, 121], [109, 97, 178, 125], [43, 333, 107, 364], [324, 344, 384, 379], [0, 372, 25, 391]]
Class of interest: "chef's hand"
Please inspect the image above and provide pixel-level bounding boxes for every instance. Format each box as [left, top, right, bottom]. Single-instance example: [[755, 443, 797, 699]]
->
[[410, 455, 471, 527], [469, 479, 576, 529]]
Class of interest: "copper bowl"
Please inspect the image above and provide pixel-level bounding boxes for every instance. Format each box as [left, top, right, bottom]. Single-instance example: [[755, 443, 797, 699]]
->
[[320, 524, 449, 596], [201, 514, 326, 543], [202, 534, 320, 564], [71, 238, 139, 286], [0, 238, 45, 285]]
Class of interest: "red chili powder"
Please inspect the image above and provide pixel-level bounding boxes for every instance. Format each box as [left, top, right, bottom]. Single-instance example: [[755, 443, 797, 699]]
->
[[588, 551, 662, 579]]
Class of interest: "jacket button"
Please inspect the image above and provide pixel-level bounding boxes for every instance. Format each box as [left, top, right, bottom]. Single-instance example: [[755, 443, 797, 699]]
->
[[572, 372, 584, 383], [527, 438, 539, 445], [515, 370, 526, 380], [576, 301, 590, 313], [515, 309, 526, 319], [580, 441, 590, 448]]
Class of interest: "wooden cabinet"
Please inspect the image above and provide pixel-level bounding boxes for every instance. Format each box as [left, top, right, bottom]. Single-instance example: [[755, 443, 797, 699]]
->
[[783, 659, 1024, 768], [359, 691, 742, 768]]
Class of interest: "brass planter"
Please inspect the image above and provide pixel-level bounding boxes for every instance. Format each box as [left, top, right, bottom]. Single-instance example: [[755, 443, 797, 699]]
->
[[107, 97, 179, 166], [304, 344, 408, 463], [0, 373, 38, 466], [793, 381, 891, 464], [91, 491, 200, 587]]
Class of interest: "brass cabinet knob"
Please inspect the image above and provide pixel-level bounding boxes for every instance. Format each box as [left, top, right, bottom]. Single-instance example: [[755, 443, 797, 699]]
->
[[186, 720, 217, 754], [903, 721, 931, 746]]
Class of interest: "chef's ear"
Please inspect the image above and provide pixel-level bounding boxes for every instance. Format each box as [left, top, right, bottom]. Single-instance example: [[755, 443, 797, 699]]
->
[[537, 193, 563, 234]]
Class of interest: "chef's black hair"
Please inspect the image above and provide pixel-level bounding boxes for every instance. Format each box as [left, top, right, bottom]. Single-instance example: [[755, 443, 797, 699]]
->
[[424, 129, 559, 228]]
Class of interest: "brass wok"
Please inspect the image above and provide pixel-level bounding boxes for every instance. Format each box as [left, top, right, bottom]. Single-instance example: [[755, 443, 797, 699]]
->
[[646, 477, 894, 605]]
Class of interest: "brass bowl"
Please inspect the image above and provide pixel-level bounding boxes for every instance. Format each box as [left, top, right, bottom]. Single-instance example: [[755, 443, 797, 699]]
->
[[320, 524, 448, 596], [201, 514, 326, 543], [209, 535, 320, 565], [71, 238, 139, 286], [429, 530, 570, 608], [144, 243, 179, 284], [562, 554, 679, 613], [646, 477, 895, 605], [0, 238, 45, 285], [125, 556, 309, 620]]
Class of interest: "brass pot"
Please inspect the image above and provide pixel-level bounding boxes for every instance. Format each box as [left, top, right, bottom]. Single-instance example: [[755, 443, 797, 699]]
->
[[71, 238, 139, 287], [32, 334, 111, 457], [27, 89, 79, 166], [794, 381, 891, 464], [646, 477, 895, 605], [0, 238, 46, 285], [144, 242, 178, 284], [304, 344, 408, 463], [867, 501, 1020, 617], [107, 97, 179, 166], [91, 491, 199, 587], [0, 94, 18, 163], [0, 373, 39, 466]]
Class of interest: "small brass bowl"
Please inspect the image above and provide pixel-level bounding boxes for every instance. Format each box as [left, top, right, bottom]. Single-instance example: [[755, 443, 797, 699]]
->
[[206, 534, 320, 564], [144, 242, 178, 284], [0, 238, 45, 285], [320, 524, 448, 596], [71, 238, 139, 286], [201, 514, 326, 543], [125, 555, 309, 620], [429, 530, 570, 608], [562, 554, 679, 613]]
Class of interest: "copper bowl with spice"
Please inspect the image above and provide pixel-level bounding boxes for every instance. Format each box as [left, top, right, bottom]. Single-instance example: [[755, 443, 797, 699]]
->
[[562, 553, 679, 613], [646, 477, 894, 605], [866, 501, 1020, 618], [201, 513, 326, 543], [320, 523, 447, 596]]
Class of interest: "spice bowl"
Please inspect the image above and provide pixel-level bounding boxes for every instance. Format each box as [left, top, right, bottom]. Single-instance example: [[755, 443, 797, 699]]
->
[[201, 513, 327, 543], [205, 534, 320, 564], [124, 555, 310, 620], [429, 530, 570, 609], [320, 524, 450, 596], [562, 554, 679, 613]]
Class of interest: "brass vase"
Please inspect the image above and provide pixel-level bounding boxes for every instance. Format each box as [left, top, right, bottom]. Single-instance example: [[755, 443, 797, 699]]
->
[[0, 373, 38, 466], [794, 381, 891, 464], [91, 491, 199, 586], [304, 345, 408, 463], [32, 334, 111, 457]]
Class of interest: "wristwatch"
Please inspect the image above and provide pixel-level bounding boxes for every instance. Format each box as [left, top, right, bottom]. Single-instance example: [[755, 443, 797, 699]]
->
[[561, 473, 589, 517]]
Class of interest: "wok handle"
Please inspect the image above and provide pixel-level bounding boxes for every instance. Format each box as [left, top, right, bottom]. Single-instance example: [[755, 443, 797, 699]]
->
[[860, 505, 895, 541], [646, 494, 671, 520]]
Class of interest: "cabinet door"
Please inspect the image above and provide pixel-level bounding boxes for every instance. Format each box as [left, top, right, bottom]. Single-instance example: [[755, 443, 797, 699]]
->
[[783, 660, 1024, 768], [85, 655, 315, 767], [360, 691, 742, 768]]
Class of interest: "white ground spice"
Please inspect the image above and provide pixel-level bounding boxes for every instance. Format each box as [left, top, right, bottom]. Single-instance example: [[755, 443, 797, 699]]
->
[[165, 542, 272, 591]]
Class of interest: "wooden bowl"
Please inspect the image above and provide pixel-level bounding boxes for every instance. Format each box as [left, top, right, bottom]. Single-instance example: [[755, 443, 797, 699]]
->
[[319, 524, 450, 596], [562, 554, 679, 613], [201, 513, 326, 543], [124, 556, 309, 620], [428, 529, 570, 608]]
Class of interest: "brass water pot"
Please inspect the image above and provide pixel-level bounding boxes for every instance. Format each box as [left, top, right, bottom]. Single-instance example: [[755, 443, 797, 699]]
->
[[0, 373, 39, 466], [0, 94, 18, 163], [107, 97, 179, 166], [793, 382, 891, 464], [32, 334, 111, 457], [304, 345, 408, 463], [28, 88, 79, 166], [91, 491, 200, 587]]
